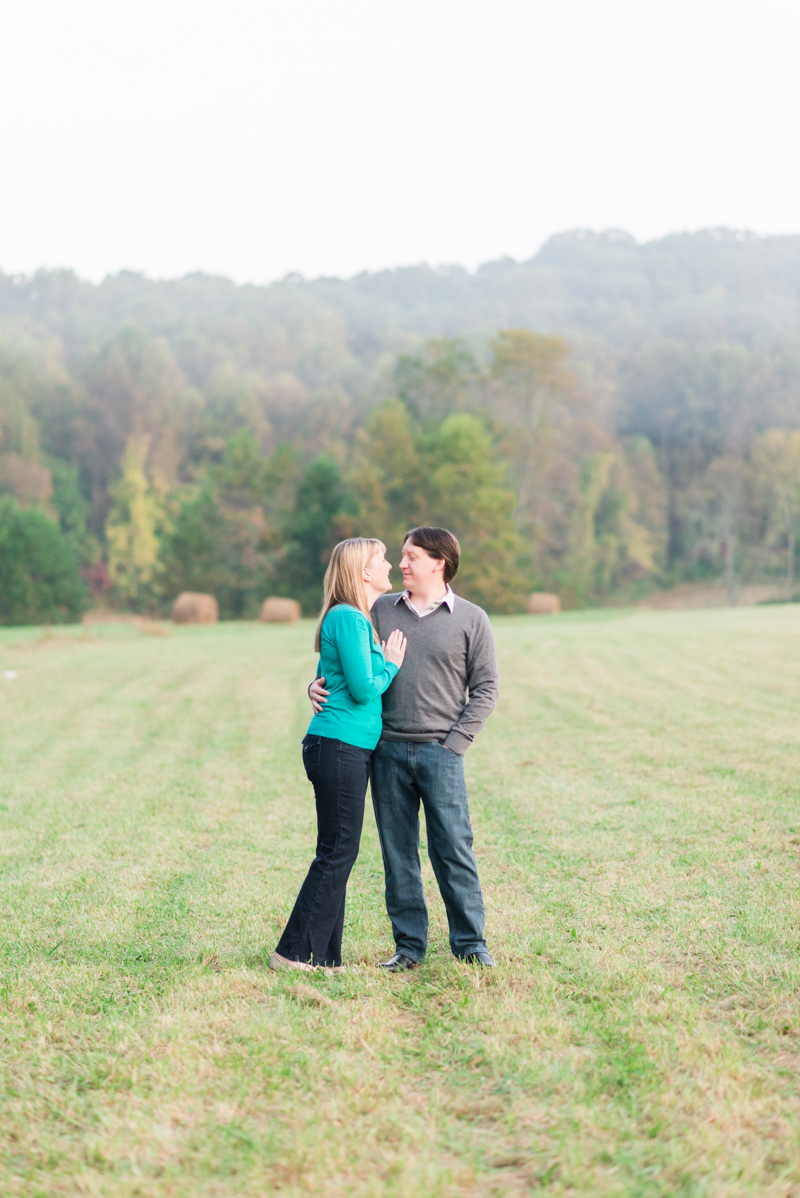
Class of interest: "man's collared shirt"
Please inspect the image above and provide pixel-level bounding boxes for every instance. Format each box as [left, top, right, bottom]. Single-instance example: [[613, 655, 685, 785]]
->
[[395, 584, 455, 619]]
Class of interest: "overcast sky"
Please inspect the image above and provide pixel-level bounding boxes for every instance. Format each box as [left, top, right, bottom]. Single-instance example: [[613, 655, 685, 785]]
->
[[1, 0, 798, 283]]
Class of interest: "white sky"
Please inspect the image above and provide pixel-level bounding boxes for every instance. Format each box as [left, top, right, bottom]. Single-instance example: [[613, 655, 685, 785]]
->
[[1, 0, 799, 283]]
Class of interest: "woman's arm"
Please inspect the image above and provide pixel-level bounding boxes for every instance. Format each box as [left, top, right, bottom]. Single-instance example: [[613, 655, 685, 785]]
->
[[335, 613, 399, 704]]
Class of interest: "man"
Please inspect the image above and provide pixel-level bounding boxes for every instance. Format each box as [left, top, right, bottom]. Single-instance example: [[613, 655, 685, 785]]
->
[[309, 526, 498, 970]]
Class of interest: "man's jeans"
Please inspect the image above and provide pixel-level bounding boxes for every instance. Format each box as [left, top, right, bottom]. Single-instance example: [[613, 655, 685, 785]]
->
[[276, 735, 370, 968], [370, 739, 487, 961]]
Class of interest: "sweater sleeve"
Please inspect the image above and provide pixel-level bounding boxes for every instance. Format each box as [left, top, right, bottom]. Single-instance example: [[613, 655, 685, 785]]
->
[[442, 610, 499, 754], [335, 612, 398, 704]]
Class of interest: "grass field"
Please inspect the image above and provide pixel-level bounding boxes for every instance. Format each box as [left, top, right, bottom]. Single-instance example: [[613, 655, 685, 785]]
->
[[2, 607, 800, 1197]]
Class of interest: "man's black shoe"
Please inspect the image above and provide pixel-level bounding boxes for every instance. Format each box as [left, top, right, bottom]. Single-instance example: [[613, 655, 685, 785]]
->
[[379, 952, 420, 972], [465, 951, 495, 967]]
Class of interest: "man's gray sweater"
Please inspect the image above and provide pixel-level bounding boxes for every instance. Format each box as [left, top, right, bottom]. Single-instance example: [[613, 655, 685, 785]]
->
[[370, 592, 498, 755]]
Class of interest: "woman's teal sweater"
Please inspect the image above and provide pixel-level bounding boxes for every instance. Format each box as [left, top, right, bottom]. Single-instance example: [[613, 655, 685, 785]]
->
[[306, 604, 399, 750]]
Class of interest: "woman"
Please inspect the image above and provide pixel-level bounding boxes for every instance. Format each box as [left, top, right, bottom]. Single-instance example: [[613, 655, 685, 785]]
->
[[270, 538, 407, 971]]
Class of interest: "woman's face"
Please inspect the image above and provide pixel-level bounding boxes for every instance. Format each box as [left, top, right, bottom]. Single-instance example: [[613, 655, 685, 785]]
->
[[365, 547, 393, 594]]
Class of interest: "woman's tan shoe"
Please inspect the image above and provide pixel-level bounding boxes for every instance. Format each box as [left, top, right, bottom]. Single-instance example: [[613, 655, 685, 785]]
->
[[269, 951, 314, 972]]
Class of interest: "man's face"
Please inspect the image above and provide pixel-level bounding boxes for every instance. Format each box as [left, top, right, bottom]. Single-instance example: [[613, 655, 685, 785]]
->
[[400, 539, 445, 591]]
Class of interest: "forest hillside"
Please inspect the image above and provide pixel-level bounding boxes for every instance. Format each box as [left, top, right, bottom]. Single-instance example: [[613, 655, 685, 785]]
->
[[2, 228, 799, 621]]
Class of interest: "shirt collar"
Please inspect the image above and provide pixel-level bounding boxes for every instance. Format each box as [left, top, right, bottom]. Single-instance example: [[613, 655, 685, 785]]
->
[[394, 584, 455, 615]]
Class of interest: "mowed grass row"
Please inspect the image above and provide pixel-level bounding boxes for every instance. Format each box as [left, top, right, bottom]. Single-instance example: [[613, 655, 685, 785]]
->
[[1, 608, 800, 1197]]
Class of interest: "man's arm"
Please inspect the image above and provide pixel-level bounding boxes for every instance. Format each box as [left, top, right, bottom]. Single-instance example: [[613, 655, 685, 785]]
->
[[308, 677, 329, 714], [442, 611, 499, 754]]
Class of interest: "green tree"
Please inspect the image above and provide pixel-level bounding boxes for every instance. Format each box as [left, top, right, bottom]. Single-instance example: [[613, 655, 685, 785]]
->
[[48, 458, 99, 567], [352, 401, 525, 611], [0, 497, 88, 625], [350, 399, 426, 558], [105, 436, 163, 607], [280, 456, 357, 614], [486, 329, 601, 596], [752, 429, 800, 597], [159, 483, 240, 611], [424, 413, 525, 611], [0, 346, 47, 462], [488, 329, 578, 522], [0, 453, 52, 505], [212, 429, 273, 505], [684, 456, 749, 604], [395, 338, 479, 422], [0, 352, 55, 506], [83, 326, 195, 535], [562, 440, 667, 603], [159, 437, 299, 618]]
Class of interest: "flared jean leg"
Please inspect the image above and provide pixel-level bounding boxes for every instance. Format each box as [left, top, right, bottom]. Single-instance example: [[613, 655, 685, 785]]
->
[[275, 736, 370, 967]]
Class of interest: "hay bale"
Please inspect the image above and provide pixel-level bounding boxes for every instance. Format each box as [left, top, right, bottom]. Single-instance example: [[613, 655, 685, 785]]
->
[[171, 592, 219, 624], [260, 597, 301, 624], [527, 592, 561, 615]]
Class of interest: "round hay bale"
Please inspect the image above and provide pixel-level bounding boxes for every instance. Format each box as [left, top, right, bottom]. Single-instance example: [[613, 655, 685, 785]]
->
[[171, 592, 219, 624], [260, 597, 301, 624], [527, 592, 561, 615]]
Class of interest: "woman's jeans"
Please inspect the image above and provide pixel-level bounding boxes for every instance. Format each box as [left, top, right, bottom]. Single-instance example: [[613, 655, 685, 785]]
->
[[370, 739, 488, 962], [275, 735, 371, 967]]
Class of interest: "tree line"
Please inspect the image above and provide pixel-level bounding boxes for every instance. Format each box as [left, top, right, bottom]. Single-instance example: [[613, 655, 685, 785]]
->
[[2, 230, 800, 623]]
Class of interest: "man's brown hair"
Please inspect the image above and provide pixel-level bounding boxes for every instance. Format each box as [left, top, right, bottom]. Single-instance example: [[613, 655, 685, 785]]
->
[[403, 527, 460, 585]]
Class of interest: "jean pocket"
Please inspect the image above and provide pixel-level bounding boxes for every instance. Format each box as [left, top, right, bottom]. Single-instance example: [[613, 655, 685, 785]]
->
[[302, 735, 321, 780]]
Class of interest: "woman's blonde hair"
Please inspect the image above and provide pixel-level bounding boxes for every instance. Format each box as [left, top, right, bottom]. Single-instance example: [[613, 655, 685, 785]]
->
[[314, 538, 385, 652]]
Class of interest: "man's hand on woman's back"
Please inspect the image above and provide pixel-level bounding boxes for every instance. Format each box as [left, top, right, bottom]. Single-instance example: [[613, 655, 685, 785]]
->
[[309, 677, 329, 714], [309, 628, 405, 712]]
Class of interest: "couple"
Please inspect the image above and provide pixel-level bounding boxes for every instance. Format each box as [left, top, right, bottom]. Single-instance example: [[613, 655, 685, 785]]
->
[[270, 526, 498, 973]]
